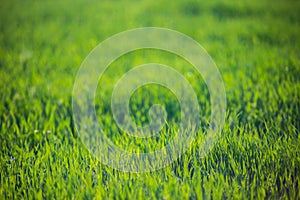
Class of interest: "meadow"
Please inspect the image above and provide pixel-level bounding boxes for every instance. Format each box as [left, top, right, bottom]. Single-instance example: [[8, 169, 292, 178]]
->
[[0, 0, 300, 199]]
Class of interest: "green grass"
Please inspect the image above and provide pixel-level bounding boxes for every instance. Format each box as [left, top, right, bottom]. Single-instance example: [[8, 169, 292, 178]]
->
[[1, 0, 300, 199]]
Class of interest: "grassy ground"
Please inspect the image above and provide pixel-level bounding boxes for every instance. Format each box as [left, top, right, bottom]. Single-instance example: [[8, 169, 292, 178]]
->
[[1, 0, 300, 199]]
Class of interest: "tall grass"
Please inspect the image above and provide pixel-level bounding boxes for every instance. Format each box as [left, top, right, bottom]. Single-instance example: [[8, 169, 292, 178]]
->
[[0, 0, 299, 198]]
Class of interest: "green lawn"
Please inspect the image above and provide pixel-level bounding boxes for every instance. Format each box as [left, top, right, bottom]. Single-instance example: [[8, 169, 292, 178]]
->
[[1, 0, 300, 199]]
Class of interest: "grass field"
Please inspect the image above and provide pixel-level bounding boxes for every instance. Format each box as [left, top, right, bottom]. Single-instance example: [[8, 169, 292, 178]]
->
[[1, 0, 300, 199]]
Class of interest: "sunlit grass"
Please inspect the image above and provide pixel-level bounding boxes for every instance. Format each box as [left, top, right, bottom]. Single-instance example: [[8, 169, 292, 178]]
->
[[0, 0, 299, 199]]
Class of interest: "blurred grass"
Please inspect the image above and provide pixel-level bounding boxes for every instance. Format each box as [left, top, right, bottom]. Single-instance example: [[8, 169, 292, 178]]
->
[[0, 0, 300, 199]]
